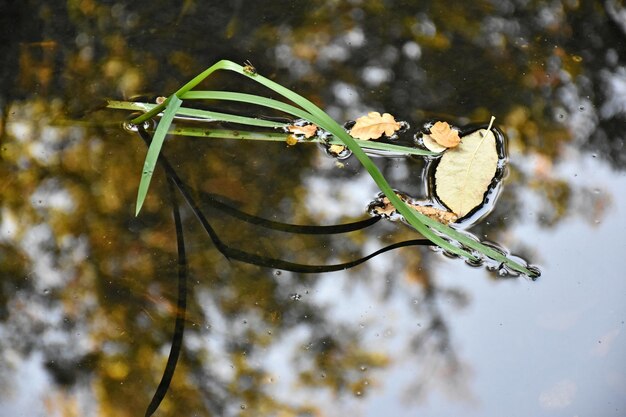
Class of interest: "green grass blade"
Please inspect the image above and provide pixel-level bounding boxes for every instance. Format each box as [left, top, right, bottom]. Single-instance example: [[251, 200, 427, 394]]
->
[[181, 91, 318, 122], [126, 59, 536, 276], [164, 126, 436, 156], [136, 94, 183, 216], [168, 127, 290, 141], [161, 60, 474, 260], [108, 100, 284, 128], [131, 60, 238, 124], [205, 62, 477, 260]]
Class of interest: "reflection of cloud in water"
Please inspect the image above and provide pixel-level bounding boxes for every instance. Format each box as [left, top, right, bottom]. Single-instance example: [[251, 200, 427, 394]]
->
[[539, 379, 577, 410], [304, 170, 378, 223], [592, 328, 621, 357], [600, 66, 626, 119]]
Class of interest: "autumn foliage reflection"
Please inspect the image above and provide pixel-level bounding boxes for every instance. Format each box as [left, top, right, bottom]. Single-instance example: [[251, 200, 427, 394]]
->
[[1, 0, 624, 416]]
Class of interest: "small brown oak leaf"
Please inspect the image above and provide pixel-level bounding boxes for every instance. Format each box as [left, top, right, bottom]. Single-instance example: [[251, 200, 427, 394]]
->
[[287, 124, 318, 138], [372, 195, 458, 224], [350, 112, 401, 140], [430, 121, 460, 148]]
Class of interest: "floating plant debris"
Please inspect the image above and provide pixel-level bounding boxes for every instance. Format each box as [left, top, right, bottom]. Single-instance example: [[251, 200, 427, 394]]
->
[[349, 111, 403, 140]]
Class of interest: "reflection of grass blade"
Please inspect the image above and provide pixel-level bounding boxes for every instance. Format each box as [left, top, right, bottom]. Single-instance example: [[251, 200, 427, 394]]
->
[[137, 127, 430, 273], [145, 177, 187, 417], [196, 189, 381, 234], [136, 94, 182, 216]]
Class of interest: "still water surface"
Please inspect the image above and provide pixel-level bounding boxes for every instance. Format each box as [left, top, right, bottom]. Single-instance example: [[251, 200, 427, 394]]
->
[[1, 1, 625, 416]]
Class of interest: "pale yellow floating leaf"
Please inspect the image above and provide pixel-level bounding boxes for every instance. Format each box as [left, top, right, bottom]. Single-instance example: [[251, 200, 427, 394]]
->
[[435, 128, 498, 217], [430, 121, 460, 148], [421, 133, 448, 153], [287, 123, 318, 138], [350, 112, 401, 140], [328, 144, 346, 154]]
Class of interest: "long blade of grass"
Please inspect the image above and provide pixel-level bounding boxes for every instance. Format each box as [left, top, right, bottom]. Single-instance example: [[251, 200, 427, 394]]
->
[[108, 100, 284, 128], [152, 63, 473, 260], [214, 62, 536, 276], [162, 126, 437, 156], [197, 64, 478, 261], [136, 94, 182, 216], [128, 60, 536, 276], [181, 91, 318, 121]]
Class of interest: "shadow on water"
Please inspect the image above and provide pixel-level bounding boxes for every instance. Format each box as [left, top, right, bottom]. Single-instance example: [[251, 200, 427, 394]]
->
[[1, 1, 625, 416]]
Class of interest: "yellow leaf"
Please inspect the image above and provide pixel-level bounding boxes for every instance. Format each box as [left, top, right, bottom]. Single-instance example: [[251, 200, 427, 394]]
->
[[429, 121, 460, 148], [285, 135, 298, 146], [287, 123, 318, 138], [435, 128, 499, 217], [421, 133, 448, 153], [328, 144, 346, 155], [350, 112, 401, 140]]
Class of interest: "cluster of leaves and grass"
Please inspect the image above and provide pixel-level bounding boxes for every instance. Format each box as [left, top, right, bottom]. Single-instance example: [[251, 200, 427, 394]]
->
[[108, 59, 539, 278]]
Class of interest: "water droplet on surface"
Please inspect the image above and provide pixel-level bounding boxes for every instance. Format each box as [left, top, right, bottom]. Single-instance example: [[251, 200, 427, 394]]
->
[[240, 404, 246, 410], [43, 289, 50, 295], [273, 270, 282, 276], [290, 293, 302, 301]]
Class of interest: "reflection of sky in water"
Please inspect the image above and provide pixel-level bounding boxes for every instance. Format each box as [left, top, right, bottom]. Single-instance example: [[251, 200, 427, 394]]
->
[[262, 145, 626, 416], [3, 125, 625, 417], [2, 2, 626, 415]]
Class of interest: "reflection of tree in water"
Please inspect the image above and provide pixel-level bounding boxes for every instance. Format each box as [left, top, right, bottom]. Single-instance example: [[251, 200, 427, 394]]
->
[[1, 0, 625, 415]]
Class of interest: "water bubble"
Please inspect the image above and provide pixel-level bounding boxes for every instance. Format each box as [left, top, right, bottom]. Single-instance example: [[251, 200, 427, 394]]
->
[[579, 106, 585, 111], [122, 121, 138, 132], [360, 365, 367, 372], [43, 289, 50, 295], [274, 270, 282, 276], [240, 404, 246, 410], [290, 293, 302, 301]]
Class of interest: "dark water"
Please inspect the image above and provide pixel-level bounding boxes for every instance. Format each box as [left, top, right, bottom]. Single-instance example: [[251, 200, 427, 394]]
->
[[1, 1, 625, 416]]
